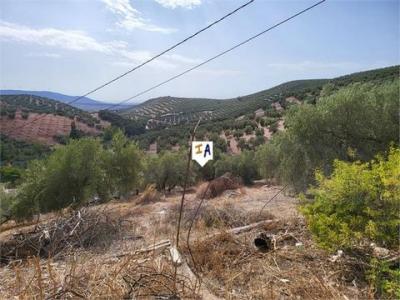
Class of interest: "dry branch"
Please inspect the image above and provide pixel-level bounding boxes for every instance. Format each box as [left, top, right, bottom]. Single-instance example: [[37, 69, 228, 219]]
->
[[0, 208, 121, 263]]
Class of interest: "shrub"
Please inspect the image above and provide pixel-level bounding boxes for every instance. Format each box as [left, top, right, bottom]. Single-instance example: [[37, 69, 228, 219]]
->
[[21, 110, 29, 119], [237, 138, 247, 150], [301, 147, 400, 250], [137, 184, 161, 204], [269, 121, 278, 133], [367, 258, 400, 299], [255, 128, 264, 137], [53, 134, 69, 145], [244, 125, 253, 135], [0, 185, 16, 224], [0, 166, 22, 185]]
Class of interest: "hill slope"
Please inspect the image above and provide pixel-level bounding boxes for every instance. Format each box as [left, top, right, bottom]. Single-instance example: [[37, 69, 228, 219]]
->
[[0, 94, 105, 145], [120, 65, 398, 125], [0, 90, 132, 111]]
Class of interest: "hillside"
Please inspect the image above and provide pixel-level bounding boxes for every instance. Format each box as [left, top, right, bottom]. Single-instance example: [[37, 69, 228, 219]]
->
[[119, 79, 326, 124], [120, 65, 398, 126], [120, 65, 398, 153], [0, 90, 132, 111], [0, 94, 105, 145]]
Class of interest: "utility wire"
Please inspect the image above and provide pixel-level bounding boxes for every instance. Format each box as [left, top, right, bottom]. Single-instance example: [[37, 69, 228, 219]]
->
[[94, 0, 327, 110], [9, 0, 255, 131], [11, 0, 326, 131]]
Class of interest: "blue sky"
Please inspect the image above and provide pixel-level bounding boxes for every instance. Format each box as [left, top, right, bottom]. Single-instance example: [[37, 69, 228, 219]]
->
[[0, 0, 398, 103]]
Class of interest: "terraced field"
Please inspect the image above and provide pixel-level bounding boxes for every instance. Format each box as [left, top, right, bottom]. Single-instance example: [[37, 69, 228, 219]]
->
[[0, 110, 101, 145], [0, 95, 104, 145], [0, 94, 99, 126], [120, 65, 398, 126], [120, 79, 327, 125]]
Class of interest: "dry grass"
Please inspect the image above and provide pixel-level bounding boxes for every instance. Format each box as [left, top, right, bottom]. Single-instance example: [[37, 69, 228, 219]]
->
[[0, 250, 198, 299], [182, 218, 370, 299], [167, 200, 274, 232], [136, 184, 162, 205], [0, 185, 373, 299], [0, 208, 123, 263]]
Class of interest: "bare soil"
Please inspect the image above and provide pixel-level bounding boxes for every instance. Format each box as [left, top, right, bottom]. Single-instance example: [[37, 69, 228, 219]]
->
[[0, 110, 101, 145], [0, 185, 371, 299]]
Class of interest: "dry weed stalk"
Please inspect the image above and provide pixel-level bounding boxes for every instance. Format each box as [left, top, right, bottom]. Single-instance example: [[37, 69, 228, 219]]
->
[[0, 207, 121, 263], [2, 249, 199, 299]]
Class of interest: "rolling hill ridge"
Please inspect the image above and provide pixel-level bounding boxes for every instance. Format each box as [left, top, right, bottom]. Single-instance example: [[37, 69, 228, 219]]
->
[[119, 65, 398, 125], [0, 90, 132, 111]]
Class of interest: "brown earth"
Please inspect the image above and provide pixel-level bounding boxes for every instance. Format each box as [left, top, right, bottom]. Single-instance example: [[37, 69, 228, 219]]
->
[[0, 184, 371, 299], [0, 110, 102, 145]]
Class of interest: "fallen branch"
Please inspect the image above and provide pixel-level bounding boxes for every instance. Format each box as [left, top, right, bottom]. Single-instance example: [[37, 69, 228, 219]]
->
[[200, 219, 278, 243], [111, 240, 172, 259]]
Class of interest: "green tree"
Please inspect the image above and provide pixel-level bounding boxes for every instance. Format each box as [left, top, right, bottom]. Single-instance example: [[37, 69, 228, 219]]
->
[[215, 151, 258, 185], [256, 80, 399, 191], [244, 125, 253, 135], [237, 138, 247, 150], [143, 150, 188, 191], [0, 166, 22, 185], [69, 121, 84, 139], [13, 138, 105, 219], [102, 130, 143, 197]]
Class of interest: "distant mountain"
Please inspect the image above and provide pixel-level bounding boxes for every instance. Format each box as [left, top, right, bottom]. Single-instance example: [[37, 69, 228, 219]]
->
[[0, 90, 133, 111]]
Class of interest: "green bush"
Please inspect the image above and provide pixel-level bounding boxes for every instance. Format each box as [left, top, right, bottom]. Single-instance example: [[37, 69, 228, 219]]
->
[[0, 165, 22, 185], [367, 258, 400, 299], [301, 147, 400, 250], [0, 184, 16, 223], [301, 147, 400, 298]]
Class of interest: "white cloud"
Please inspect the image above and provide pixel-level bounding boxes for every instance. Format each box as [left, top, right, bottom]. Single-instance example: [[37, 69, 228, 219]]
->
[[101, 0, 175, 33], [114, 50, 201, 70], [0, 21, 114, 53], [155, 0, 201, 9], [0, 20, 209, 71]]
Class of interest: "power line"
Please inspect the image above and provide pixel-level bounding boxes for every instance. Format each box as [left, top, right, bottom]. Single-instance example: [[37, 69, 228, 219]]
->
[[9, 0, 255, 131], [10, 0, 326, 133], [95, 0, 327, 110]]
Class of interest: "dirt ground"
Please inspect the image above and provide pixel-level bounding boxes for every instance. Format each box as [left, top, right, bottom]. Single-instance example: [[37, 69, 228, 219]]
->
[[0, 184, 371, 299], [0, 110, 101, 145]]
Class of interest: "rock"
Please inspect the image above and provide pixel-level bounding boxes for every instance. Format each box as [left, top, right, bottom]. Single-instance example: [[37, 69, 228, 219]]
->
[[329, 250, 343, 262], [372, 246, 390, 258]]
